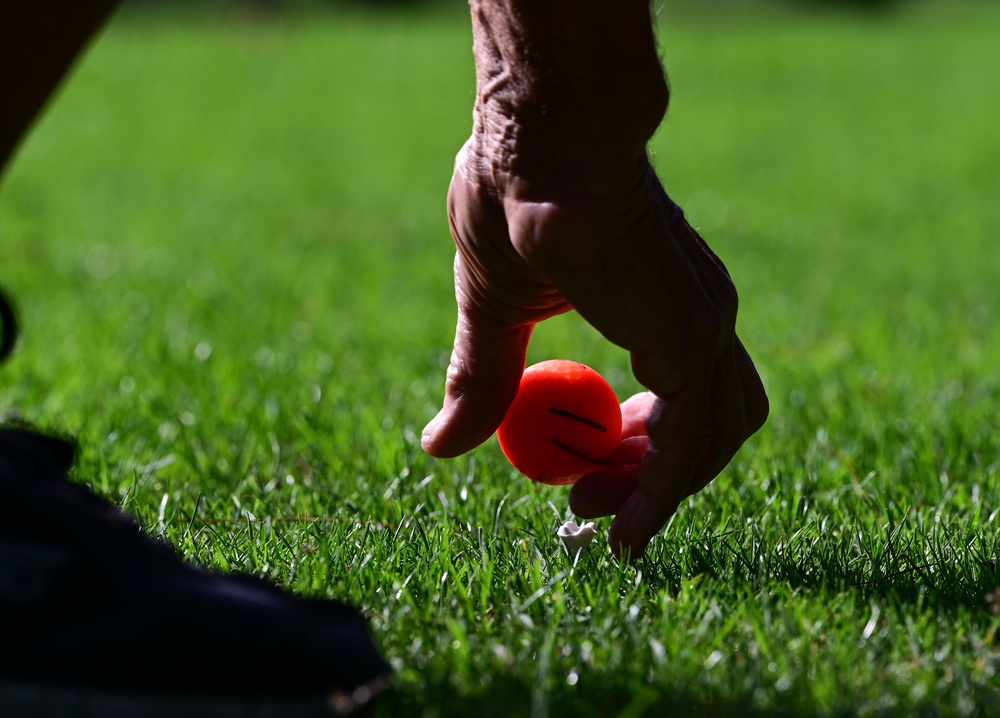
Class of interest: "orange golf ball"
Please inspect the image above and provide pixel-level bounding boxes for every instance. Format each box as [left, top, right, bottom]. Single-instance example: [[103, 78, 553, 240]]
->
[[497, 360, 622, 485]]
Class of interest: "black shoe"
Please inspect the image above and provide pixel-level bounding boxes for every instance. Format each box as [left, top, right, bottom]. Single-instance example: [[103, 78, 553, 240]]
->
[[0, 427, 392, 716], [0, 295, 391, 717]]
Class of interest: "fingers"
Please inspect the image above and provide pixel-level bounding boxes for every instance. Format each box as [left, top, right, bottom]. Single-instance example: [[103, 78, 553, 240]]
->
[[426, 156, 770, 565], [607, 371, 714, 561], [734, 337, 770, 439], [676, 338, 768, 499], [607, 486, 683, 563], [423, 170, 574, 459], [421, 254, 534, 459], [571, 339, 768, 562], [619, 392, 657, 439], [568, 435, 647, 517], [568, 393, 652, 517]]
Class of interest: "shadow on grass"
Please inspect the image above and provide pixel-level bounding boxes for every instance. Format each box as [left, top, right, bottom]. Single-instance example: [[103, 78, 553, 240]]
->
[[637, 531, 1000, 618], [369, 674, 999, 718], [356, 545, 1000, 717], [372, 680, 757, 718]]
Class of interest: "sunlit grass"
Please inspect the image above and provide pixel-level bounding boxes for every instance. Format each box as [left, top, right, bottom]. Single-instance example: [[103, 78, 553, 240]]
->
[[2, 1, 999, 715]]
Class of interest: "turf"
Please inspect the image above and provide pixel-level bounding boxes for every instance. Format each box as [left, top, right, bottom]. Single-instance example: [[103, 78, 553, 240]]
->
[[2, 0, 999, 715]]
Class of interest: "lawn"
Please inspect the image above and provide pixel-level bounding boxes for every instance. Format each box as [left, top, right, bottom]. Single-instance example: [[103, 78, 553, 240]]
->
[[2, 0, 999, 715]]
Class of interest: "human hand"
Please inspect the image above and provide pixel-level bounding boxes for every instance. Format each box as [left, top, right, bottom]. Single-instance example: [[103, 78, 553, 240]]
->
[[423, 0, 767, 561], [422, 148, 768, 562]]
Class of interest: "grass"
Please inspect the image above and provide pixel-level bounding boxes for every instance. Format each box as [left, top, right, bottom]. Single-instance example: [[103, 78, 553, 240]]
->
[[2, 0, 1000, 715]]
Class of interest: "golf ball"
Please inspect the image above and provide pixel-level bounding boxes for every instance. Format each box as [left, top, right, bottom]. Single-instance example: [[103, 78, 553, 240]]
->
[[497, 360, 622, 485]]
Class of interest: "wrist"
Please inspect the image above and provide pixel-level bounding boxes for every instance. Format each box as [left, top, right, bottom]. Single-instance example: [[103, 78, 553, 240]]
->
[[468, 0, 669, 199]]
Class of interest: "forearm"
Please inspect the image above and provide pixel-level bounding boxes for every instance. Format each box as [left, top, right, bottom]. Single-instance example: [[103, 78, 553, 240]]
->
[[468, 0, 669, 198], [0, 0, 119, 174]]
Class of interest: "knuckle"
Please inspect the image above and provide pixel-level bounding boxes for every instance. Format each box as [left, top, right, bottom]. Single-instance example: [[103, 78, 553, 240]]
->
[[746, 387, 770, 436]]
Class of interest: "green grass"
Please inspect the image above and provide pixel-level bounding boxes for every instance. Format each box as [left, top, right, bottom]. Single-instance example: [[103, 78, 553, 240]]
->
[[3, 0, 1000, 715]]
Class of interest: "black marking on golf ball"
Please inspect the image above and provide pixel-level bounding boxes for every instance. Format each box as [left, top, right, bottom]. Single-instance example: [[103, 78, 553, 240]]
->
[[550, 438, 605, 465], [548, 408, 608, 432]]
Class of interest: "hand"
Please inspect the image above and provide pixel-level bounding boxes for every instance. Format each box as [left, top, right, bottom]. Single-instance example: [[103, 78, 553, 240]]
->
[[422, 147, 768, 562]]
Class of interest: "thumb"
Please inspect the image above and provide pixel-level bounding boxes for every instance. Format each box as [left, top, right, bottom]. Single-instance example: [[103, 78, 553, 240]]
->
[[421, 269, 533, 459]]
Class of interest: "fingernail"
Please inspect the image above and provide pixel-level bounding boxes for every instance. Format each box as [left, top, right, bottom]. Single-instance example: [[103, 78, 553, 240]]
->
[[420, 426, 435, 453], [420, 410, 443, 453]]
